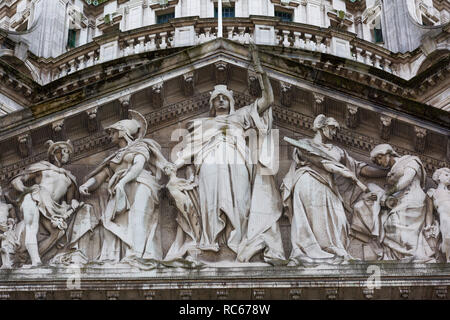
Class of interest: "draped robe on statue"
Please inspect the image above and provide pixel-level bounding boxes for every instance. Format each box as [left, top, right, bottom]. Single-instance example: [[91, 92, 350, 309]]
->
[[82, 139, 168, 264], [281, 140, 366, 264], [380, 155, 436, 262], [166, 101, 285, 264]]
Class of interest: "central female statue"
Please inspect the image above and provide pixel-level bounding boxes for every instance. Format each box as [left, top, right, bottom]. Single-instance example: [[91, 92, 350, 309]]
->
[[166, 45, 286, 264]]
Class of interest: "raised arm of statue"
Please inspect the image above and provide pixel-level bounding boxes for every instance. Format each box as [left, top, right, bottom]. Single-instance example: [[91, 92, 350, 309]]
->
[[79, 167, 110, 196], [249, 42, 274, 114]]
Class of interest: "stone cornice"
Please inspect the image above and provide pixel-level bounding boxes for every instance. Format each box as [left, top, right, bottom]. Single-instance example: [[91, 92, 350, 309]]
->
[[2, 39, 447, 131], [0, 262, 449, 299]]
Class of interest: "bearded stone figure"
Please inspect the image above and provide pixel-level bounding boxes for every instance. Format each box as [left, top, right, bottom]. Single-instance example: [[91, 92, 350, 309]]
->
[[282, 115, 387, 265], [10, 140, 82, 266], [165, 44, 286, 265], [370, 144, 438, 262], [79, 110, 171, 265]]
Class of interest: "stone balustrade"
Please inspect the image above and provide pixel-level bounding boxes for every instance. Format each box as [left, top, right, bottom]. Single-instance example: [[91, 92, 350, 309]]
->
[[44, 16, 405, 83]]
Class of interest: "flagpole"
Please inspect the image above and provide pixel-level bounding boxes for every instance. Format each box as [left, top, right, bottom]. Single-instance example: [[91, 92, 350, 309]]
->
[[218, 0, 223, 38]]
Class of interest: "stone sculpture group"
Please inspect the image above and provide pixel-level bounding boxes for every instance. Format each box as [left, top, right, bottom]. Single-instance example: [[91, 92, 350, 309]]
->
[[0, 46, 449, 269]]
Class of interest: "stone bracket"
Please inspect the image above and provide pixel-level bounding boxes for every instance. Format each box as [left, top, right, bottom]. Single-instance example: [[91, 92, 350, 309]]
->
[[312, 92, 325, 116], [215, 61, 228, 85], [152, 82, 164, 109], [86, 107, 100, 133], [379, 115, 392, 141], [182, 72, 195, 97], [51, 120, 66, 141], [414, 126, 427, 153], [280, 81, 293, 107], [345, 104, 360, 129], [118, 94, 132, 119], [17, 133, 32, 158]]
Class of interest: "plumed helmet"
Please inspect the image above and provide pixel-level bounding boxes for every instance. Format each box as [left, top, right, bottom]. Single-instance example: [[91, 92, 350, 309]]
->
[[105, 119, 141, 142]]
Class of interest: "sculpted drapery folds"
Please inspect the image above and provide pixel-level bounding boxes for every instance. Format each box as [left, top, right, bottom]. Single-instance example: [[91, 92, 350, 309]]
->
[[428, 167, 450, 262], [281, 115, 387, 266], [165, 44, 286, 265], [369, 144, 438, 262], [79, 111, 172, 265]]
